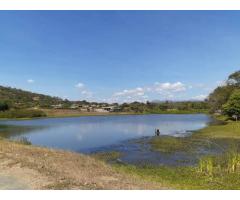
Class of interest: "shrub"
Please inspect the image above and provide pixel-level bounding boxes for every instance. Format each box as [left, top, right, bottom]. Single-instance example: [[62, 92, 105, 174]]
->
[[0, 101, 9, 111], [223, 90, 240, 120], [0, 109, 46, 118]]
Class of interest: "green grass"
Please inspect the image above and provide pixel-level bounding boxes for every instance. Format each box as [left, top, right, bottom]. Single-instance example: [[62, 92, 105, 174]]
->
[[114, 162, 240, 189], [114, 148, 240, 189], [193, 121, 240, 139], [150, 136, 220, 154], [91, 151, 122, 162], [150, 120, 240, 154], [113, 118, 240, 189], [149, 136, 194, 153]]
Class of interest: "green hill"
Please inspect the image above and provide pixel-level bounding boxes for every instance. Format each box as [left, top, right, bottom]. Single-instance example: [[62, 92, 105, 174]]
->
[[0, 86, 68, 109]]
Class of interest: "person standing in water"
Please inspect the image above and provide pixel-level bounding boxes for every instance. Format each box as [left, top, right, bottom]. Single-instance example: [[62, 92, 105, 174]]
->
[[155, 129, 160, 136]]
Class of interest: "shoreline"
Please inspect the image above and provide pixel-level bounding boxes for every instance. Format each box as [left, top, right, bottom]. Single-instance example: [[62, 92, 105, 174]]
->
[[0, 138, 163, 189], [0, 109, 209, 121], [0, 113, 239, 189], [113, 117, 240, 190]]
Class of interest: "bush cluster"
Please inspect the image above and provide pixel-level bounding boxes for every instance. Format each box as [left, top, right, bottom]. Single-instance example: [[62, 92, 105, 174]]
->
[[0, 109, 46, 118]]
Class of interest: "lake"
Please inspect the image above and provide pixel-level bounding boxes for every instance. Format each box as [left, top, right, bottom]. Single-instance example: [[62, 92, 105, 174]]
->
[[0, 114, 212, 165]]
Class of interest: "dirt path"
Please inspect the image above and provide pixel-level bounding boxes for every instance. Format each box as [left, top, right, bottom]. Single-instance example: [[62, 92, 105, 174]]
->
[[0, 139, 165, 189], [0, 150, 57, 189], [0, 175, 29, 189]]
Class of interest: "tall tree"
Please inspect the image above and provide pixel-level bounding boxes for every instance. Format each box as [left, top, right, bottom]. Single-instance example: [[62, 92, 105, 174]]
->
[[208, 85, 235, 113], [223, 90, 240, 120], [227, 71, 240, 86]]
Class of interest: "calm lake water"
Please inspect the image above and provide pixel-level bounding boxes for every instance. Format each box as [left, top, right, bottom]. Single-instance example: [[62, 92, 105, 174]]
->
[[0, 114, 211, 154]]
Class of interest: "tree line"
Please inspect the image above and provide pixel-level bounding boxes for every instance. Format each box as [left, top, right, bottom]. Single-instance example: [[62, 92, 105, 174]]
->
[[208, 70, 240, 120], [118, 101, 209, 113], [0, 70, 240, 119]]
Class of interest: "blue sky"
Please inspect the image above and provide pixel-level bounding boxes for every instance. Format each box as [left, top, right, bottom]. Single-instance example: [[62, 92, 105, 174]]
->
[[0, 11, 239, 103]]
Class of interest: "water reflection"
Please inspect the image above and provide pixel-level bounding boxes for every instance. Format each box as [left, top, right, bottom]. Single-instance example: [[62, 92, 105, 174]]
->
[[0, 124, 45, 138], [0, 114, 211, 153]]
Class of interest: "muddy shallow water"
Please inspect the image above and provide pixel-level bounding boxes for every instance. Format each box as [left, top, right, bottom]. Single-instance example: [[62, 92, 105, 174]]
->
[[90, 135, 226, 166]]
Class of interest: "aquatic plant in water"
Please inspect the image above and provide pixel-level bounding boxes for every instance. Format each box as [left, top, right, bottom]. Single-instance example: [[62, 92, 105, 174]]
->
[[198, 156, 213, 176], [15, 136, 32, 145]]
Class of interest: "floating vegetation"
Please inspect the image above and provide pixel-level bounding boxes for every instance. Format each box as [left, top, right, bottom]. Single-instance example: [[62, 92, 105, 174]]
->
[[149, 135, 220, 154], [91, 151, 122, 162]]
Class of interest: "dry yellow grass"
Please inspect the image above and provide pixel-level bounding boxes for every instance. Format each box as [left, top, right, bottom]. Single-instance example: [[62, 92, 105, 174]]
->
[[0, 139, 164, 189]]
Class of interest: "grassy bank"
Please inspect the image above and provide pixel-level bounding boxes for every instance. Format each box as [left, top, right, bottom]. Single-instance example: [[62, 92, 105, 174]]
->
[[149, 117, 240, 153], [1, 114, 240, 189], [193, 121, 240, 139], [42, 109, 139, 118], [0, 109, 136, 120], [2, 110, 240, 189], [114, 159, 240, 189], [0, 108, 209, 120], [112, 118, 240, 189], [144, 109, 209, 115], [43, 109, 209, 119]]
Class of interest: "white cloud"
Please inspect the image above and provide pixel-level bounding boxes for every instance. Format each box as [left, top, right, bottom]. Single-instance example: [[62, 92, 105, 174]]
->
[[73, 81, 210, 103], [27, 79, 34, 83], [113, 87, 145, 97], [75, 82, 85, 89], [81, 90, 87, 95], [110, 81, 187, 103], [75, 82, 93, 99], [191, 94, 208, 101], [81, 90, 93, 97], [111, 87, 146, 103], [154, 82, 186, 93]]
